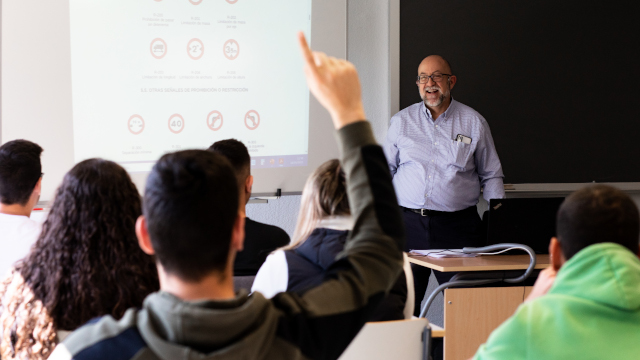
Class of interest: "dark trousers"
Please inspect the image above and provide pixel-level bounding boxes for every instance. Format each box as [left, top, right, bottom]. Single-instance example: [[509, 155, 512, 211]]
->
[[402, 206, 484, 317]]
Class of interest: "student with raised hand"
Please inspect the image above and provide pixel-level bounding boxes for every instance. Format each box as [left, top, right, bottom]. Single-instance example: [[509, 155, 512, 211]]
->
[[208, 139, 290, 276], [0, 159, 159, 360], [0, 140, 44, 276], [49, 33, 405, 360], [253, 158, 414, 321], [472, 185, 640, 360]]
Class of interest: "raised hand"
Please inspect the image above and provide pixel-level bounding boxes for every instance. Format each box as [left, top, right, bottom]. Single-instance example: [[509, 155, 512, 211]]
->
[[297, 32, 366, 129]]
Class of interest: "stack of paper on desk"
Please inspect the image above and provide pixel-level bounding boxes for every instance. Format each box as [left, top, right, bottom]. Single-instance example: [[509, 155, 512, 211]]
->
[[409, 249, 478, 258]]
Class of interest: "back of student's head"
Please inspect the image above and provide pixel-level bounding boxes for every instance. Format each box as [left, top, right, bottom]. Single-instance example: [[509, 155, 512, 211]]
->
[[208, 139, 250, 190], [0, 139, 43, 205], [557, 185, 640, 260], [17, 158, 159, 331], [290, 159, 350, 248], [143, 150, 239, 281]]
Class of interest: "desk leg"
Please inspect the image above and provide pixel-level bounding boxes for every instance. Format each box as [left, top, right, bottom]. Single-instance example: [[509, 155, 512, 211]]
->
[[443, 287, 531, 360]]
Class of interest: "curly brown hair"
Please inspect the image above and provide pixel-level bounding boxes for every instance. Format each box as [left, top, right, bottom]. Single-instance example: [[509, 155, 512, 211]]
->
[[16, 159, 159, 331]]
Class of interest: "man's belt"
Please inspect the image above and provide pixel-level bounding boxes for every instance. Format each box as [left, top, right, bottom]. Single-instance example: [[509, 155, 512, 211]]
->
[[401, 206, 476, 217]]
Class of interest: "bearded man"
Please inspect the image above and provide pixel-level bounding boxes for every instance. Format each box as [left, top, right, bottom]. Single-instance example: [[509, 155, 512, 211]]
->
[[383, 55, 505, 317]]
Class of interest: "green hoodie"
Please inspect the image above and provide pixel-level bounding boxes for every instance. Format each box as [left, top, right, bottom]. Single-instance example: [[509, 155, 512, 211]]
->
[[474, 242, 640, 360]]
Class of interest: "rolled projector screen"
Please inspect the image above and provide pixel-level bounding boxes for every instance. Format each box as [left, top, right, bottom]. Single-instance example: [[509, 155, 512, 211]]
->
[[1, 0, 346, 201]]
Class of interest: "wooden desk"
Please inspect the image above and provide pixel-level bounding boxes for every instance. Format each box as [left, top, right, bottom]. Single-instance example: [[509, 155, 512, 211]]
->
[[408, 254, 550, 272], [409, 254, 547, 360], [430, 324, 445, 338]]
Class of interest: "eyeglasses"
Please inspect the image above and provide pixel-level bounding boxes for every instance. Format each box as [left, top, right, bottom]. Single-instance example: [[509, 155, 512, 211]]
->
[[416, 73, 451, 84]]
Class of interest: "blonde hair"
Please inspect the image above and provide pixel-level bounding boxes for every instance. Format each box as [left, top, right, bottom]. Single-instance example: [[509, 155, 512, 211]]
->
[[288, 159, 350, 249]]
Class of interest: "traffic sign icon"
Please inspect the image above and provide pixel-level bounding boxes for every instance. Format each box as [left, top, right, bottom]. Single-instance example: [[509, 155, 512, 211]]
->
[[187, 38, 204, 60], [223, 39, 240, 60], [150, 38, 167, 59], [128, 115, 145, 135], [244, 110, 260, 130], [168, 114, 185, 133], [207, 111, 223, 131]]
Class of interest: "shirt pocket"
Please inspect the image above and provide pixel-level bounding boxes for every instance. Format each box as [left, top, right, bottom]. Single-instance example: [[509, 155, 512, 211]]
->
[[450, 140, 472, 170]]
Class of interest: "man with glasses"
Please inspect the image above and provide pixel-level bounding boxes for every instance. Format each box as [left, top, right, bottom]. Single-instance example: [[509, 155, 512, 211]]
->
[[383, 55, 505, 319]]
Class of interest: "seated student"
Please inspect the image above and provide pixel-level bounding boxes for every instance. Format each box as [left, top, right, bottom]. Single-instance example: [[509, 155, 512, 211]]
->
[[0, 140, 44, 276], [473, 185, 640, 360], [0, 159, 159, 360], [253, 158, 414, 320], [49, 33, 405, 360], [208, 139, 290, 276]]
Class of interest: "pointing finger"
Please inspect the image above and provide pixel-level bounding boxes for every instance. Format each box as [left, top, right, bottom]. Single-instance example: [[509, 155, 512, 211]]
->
[[297, 32, 319, 77]]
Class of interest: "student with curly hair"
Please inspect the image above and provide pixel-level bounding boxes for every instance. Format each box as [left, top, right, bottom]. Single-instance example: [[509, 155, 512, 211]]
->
[[0, 159, 159, 360]]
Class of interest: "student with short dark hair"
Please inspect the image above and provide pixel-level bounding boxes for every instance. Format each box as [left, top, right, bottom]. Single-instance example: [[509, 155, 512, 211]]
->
[[49, 33, 405, 360], [473, 185, 640, 360], [0, 159, 159, 360], [0, 139, 44, 275], [208, 139, 290, 276]]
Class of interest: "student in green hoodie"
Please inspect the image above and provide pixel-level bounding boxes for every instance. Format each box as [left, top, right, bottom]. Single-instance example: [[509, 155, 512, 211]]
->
[[473, 185, 640, 360]]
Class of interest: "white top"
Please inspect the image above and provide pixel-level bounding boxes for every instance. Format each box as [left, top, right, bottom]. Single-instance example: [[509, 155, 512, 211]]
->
[[0, 213, 41, 276], [252, 216, 415, 319]]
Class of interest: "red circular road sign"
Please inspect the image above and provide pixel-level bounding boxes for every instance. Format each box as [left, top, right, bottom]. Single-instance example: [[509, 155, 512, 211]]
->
[[207, 111, 223, 131], [168, 114, 185, 134], [150, 38, 167, 59], [226, 0, 238, 3], [244, 110, 260, 130], [128, 115, 145, 135], [223, 39, 240, 60], [187, 38, 205, 60], [189, 0, 203, 5]]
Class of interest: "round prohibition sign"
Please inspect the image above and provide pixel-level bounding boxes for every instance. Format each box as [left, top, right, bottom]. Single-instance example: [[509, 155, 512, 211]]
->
[[187, 38, 205, 60], [128, 115, 145, 135], [189, 0, 203, 5], [207, 111, 223, 131], [244, 110, 260, 130], [168, 114, 185, 134], [150, 38, 167, 59], [223, 39, 240, 60]]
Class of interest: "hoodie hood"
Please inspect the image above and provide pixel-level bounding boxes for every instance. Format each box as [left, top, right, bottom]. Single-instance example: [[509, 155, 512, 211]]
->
[[294, 228, 349, 270], [137, 291, 279, 360], [549, 242, 640, 311]]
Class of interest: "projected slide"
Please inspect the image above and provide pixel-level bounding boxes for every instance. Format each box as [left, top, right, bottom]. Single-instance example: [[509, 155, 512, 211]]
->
[[69, 0, 311, 172]]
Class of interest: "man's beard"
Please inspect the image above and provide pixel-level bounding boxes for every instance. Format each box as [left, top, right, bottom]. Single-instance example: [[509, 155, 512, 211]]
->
[[422, 86, 449, 107]]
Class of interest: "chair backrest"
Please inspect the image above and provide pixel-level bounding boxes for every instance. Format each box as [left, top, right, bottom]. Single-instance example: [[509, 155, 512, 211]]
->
[[338, 318, 430, 360], [233, 275, 256, 291]]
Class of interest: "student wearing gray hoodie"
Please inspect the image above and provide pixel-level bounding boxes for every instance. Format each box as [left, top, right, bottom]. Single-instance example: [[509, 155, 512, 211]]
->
[[48, 33, 405, 360]]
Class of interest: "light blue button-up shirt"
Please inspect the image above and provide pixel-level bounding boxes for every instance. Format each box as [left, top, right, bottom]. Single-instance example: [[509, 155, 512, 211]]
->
[[383, 99, 505, 212]]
